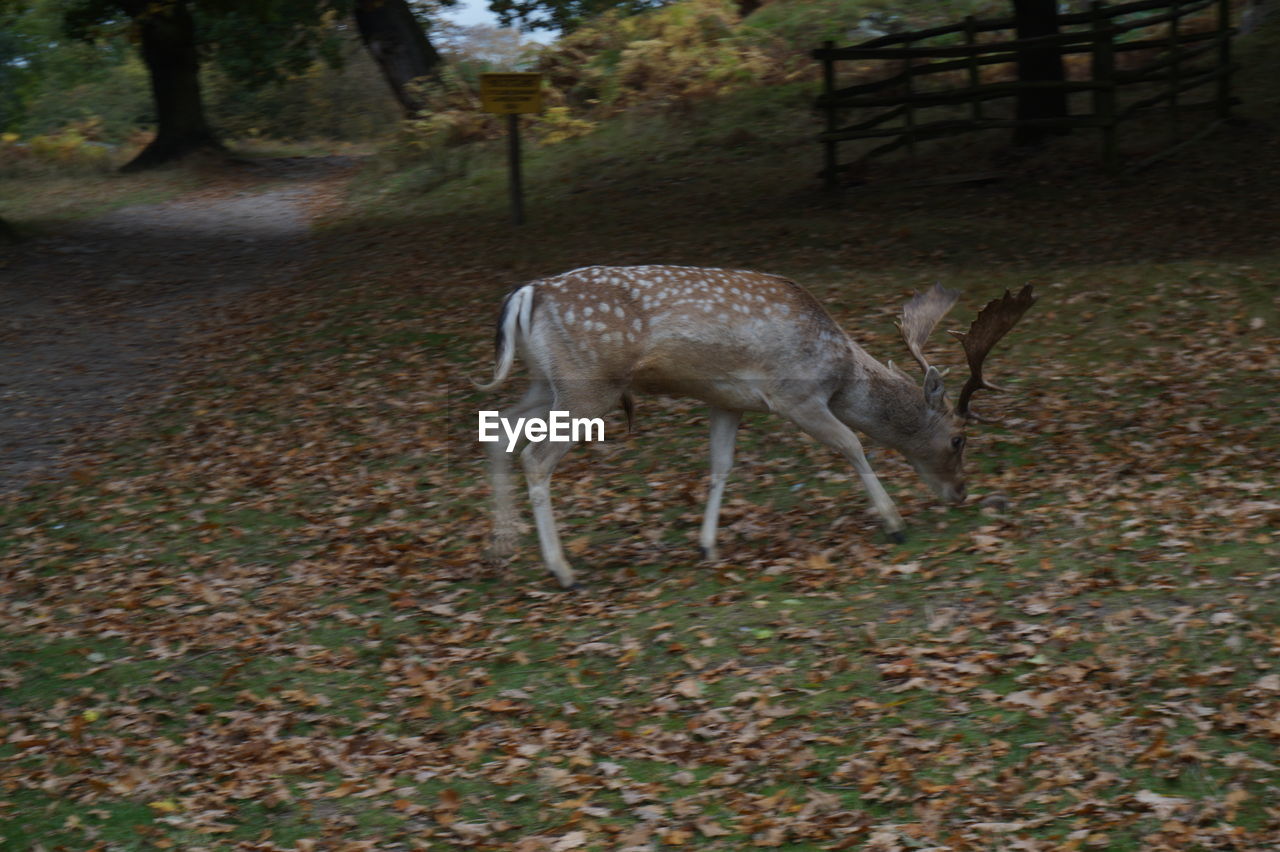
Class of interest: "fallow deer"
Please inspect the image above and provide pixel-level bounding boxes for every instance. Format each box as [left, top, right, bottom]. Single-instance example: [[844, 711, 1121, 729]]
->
[[478, 265, 1035, 588]]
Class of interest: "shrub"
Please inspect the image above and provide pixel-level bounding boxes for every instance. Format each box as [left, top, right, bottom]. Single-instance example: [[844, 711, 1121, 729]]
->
[[0, 121, 116, 176]]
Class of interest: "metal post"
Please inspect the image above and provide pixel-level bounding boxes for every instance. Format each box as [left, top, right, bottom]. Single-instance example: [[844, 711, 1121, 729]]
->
[[508, 113, 524, 226]]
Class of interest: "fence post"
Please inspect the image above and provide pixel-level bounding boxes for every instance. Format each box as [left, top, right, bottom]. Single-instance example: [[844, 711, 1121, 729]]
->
[[1091, 1, 1118, 173], [903, 37, 917, 160], [964, 16, 982, 125], [822, 40, 838, 190], [1216, 0, 1232, 120], [1169, 0, 1181, 143]]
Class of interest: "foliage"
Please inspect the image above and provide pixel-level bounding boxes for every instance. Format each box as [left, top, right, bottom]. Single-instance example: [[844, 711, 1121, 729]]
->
[[531, 0, 787, 115], [532, 104, 599, 142], [0, 122, 117, 176], [59, 0, 351, 90], [386, 63, 600, 183], [519, 0, 1004, 126], [738, 0, 1002, 48], [195, 1, 347, 91], [203, 29, 401, 142], [17, 54, 153, 141], [0, 0, 145, 138], [0, 0, 402, 145]]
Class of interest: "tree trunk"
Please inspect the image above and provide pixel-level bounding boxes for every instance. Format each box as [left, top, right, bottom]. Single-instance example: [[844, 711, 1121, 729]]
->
[[355, 0, 443, 116], [120, 0, 221, 172], [1012, 0, 1068, 147]]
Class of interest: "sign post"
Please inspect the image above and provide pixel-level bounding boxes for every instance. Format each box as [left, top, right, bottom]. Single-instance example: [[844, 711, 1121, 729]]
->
[[479, 72, 544, 226]]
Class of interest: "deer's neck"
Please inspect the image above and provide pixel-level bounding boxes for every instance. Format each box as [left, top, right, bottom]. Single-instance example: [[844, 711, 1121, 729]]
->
[[832, 357, 935, 451]]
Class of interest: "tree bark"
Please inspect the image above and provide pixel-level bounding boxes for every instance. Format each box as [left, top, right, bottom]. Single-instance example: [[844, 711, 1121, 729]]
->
[[354, 0, 443, 116], [119, 0, 221, 172], [1012, 0, 1068, 147]]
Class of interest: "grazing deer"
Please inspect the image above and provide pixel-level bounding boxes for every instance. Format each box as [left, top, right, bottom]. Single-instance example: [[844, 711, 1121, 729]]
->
[[478, 265, 1035, 588]]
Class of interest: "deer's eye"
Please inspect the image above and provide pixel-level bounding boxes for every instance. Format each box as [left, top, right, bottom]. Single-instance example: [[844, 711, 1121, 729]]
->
[[951, 435, 965, 451]]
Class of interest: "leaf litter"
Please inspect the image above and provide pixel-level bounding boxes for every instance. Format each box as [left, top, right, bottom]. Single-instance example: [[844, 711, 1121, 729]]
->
[[2, 133, 1280, 850]]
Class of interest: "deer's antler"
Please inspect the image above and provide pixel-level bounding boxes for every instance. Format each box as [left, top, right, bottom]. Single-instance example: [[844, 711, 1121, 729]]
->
[[897, 283, 960, 374], [950, 284, 1037, 421]]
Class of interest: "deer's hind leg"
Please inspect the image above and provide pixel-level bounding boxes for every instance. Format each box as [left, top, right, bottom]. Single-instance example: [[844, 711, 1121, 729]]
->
[[699, 406, 742, 562], [486, 380, 552, 564], [520, 382, 618, 588]]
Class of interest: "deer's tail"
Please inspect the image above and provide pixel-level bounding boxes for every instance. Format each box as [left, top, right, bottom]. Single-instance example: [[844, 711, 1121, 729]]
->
[[474, 284, 535, 392]]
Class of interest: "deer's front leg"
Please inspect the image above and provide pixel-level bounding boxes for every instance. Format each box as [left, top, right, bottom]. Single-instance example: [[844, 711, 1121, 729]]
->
[[699, 406, 742, 562], [784, 403, 906, 540]]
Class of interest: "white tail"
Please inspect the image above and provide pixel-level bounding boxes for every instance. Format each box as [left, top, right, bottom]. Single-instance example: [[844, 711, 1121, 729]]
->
[[475, 284, 535, 392], [481, 265, 1034, 588]]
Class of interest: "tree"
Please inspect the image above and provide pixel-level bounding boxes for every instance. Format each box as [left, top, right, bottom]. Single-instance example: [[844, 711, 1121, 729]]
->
[[116, 0, 220, 171], [63, 0, 336, 170], [61, 0, 444, 170], [1011, 0, 1068, 146], [355, 0, 445, 114]]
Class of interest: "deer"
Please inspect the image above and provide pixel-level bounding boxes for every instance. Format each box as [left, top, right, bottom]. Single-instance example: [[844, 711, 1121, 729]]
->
[[477, 265, 1035, 588]]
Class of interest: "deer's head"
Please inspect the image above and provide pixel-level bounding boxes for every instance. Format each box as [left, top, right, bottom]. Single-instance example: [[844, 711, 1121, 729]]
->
[[893, 283, 1037, 505]]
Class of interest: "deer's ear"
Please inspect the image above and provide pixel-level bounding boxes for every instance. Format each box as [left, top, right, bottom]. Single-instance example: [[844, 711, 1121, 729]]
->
[[923, 366, 948, 412]]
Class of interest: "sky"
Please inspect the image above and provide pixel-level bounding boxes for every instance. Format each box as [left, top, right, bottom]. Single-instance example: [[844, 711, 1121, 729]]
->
[[441, 0, 503, 28], [439, 0, 557, 43]]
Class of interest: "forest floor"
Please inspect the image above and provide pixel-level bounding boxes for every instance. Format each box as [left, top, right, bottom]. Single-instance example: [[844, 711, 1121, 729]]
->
[[0, 157, 355, 490], [2, 61, 1280, 851]]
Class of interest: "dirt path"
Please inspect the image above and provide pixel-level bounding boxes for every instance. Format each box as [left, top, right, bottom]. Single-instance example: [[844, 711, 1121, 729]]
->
[[0, 156, 355, 491]]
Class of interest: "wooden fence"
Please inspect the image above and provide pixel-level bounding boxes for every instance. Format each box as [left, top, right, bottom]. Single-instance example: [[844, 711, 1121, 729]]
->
[[814, 0, 1237, 187]]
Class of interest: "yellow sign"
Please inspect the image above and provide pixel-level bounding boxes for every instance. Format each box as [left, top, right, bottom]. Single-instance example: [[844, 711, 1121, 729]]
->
[[480, 72, 544, 115]]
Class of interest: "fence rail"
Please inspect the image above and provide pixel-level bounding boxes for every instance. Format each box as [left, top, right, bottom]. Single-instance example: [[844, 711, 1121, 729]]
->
[[815, 0, 1236, 186]]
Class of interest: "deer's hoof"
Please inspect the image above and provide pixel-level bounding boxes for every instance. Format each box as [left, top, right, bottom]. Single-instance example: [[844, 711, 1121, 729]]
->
[[483, 548, 513, 569], [485, 534, 518, 565], [698, 545, 718, 562], [886, 529, 908, 545], [551, 569, 578, 590]]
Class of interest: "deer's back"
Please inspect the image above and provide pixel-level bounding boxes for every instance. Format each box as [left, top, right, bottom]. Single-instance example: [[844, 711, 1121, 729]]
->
[[524, 265, 853, 410]]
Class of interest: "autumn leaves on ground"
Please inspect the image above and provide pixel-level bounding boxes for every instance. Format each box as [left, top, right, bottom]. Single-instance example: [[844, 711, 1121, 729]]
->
[[3, 63, 1280, 852]]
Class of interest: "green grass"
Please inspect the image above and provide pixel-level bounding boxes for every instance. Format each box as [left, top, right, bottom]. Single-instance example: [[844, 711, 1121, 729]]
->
[[0, 168, 204, 236]]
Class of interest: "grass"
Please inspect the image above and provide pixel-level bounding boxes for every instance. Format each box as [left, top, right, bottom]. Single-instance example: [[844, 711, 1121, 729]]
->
[[0, 168, 206, 237], [3, 16, 1280, 852]]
